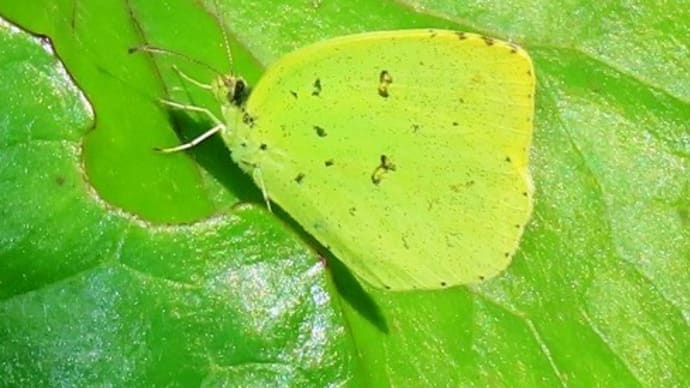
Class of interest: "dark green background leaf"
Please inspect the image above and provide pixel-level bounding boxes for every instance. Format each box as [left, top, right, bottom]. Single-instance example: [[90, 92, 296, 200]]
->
[[1, 0, 688, 386]]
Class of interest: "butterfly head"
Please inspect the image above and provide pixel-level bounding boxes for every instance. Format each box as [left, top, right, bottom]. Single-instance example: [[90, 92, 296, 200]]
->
[[212, 74, 249, 108]]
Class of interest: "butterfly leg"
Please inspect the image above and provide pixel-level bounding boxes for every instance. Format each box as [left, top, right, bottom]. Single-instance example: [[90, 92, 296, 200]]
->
[[155, 99, 226, 153], [252, 168, 273, 212], [171, 65, 213, 90], [155, 124, 224, 153], [159, 99, 224, 127]]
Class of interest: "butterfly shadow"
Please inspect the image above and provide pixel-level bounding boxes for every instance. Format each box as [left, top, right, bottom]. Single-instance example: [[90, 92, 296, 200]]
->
[[272, 205, 390, 334], [323, 251, 390, 334], [165, 110, 260, 204], [165, 111, 389, 333]]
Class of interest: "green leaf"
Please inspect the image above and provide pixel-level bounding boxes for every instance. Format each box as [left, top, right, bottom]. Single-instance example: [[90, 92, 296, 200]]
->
[[1, 0, 688, 386], [0, 5, 353, 386]]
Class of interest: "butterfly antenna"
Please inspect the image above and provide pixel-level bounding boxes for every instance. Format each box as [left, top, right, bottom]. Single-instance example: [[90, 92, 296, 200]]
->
[[128, 44, 225, 77], [212, 0, 235, 73]]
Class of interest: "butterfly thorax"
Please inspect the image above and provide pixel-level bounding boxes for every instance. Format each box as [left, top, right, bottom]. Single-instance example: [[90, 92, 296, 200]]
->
[[212, 74, 262, 173], [211, 74, 248, 107]]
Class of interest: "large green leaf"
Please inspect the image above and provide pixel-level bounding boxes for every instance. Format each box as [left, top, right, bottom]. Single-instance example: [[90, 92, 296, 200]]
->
[[1, 0, 688, 386]]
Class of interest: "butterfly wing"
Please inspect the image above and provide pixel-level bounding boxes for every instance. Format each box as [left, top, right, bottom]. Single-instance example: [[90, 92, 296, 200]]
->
[[225, 29, 535, 291]]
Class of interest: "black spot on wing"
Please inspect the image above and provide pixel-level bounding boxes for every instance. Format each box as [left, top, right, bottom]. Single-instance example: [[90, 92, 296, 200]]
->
[[242, 112, 256, 128], [371, 154, 396, 185], [312, 78, 322, 96], [449, 180, 475, 193], [378, 70, 393, 98], [294, 173, 305, 184], [314, 125, 327, 137], [381, 155, 395, 170], [402, 235, 410, 250], [324, 159, 334, 167]]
